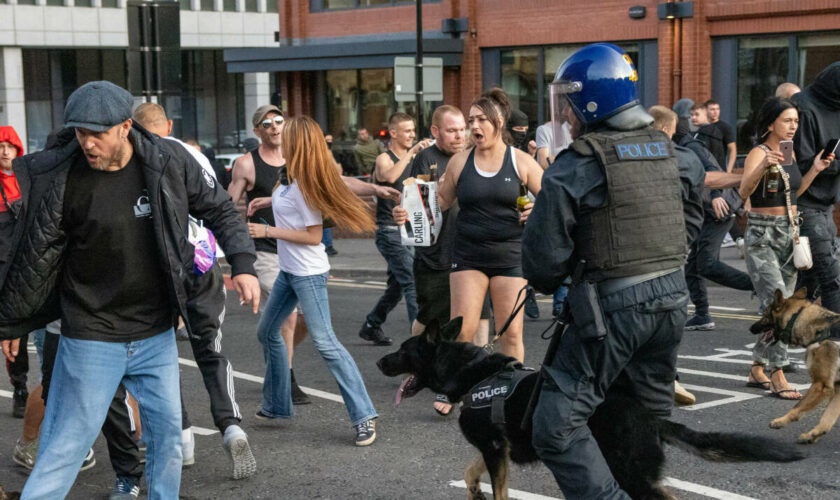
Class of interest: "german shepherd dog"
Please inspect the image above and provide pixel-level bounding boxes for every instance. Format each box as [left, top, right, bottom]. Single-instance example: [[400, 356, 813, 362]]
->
[[377, 318, 806, 500], [750, 287, 840, 444], [0, 485, 21, 500]]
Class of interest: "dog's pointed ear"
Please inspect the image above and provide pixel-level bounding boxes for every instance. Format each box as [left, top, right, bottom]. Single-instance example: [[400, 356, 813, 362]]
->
[[423, 319, 442, 344], [792, 287, 808, 300], [774, 289, 785, 304], [440, 317, 463, 342]]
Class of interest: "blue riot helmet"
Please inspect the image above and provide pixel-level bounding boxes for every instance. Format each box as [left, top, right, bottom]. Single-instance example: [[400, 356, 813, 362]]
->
[[550, 43, 652, 149]]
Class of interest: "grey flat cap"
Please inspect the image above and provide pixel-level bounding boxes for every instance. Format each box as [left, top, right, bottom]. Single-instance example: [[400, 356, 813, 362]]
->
[[64, 81, 133, 132]]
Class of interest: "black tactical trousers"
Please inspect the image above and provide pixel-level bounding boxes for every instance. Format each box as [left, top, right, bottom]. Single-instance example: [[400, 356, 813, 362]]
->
[[686, 215, 753, 316], [532, 271, 688, 500], [798, 206, 840, 338]]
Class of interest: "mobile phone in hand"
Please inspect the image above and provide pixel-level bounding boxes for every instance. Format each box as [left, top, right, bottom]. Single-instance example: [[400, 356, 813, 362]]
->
[[821, 138, 839, 160], [780, 140, 794, 166]]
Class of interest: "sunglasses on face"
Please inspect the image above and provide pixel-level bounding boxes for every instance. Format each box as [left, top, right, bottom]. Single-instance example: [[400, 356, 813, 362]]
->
[[260, 116, 284, 129]]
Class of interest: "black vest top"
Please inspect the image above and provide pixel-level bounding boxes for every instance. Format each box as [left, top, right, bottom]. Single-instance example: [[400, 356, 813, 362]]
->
[[750, 145, 802, 208], [375, 150, 410, 228], [453, 147, 523, 268], [246, 149, 286, 253]]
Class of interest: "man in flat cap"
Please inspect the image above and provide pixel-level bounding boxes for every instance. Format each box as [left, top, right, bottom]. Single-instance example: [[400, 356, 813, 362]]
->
[[0, 80, 260, 498]]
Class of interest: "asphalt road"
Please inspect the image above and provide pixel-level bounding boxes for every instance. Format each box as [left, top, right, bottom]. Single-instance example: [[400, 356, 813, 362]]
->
[[2, 280, 840, 499]]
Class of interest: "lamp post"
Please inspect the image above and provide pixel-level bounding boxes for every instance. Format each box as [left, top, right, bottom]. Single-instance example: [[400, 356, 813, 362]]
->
[[415, 0, 424, 136]]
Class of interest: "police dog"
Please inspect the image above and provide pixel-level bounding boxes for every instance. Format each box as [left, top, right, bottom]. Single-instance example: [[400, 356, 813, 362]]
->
[[750, 287, 840, 444], [0, 485, 21, 500], [378, 318, 806, 500]]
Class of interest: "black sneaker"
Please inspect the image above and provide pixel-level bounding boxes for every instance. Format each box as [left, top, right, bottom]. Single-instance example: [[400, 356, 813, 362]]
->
[[358, 323, 392, 346], [325, 246, 338, 256], [684, 314, 715, 331], [109, 476, 140, 500], [524, 289, 540, 319], [354, 419, 376, 446], [290, 369, 311, 405], [12, 387, 28, 418], [79, 447, 96, 472]]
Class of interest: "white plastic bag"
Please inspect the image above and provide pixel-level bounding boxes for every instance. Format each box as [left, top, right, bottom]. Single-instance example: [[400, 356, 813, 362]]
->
[[399, 179, 442, 247]]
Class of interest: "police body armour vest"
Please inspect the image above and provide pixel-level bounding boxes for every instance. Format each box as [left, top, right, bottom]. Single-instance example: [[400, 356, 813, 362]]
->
[[571, 129, 686, 281]]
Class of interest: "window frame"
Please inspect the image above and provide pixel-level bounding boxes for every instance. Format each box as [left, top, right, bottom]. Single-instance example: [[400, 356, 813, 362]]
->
[[310, 0, 440, 13]]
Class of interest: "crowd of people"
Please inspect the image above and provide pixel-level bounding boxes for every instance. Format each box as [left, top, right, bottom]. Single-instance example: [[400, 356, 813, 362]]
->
[[0, 45, 838, 500]]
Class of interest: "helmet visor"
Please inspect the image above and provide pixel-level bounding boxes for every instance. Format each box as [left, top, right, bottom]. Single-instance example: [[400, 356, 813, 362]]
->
[[548, 81, 581, 157]]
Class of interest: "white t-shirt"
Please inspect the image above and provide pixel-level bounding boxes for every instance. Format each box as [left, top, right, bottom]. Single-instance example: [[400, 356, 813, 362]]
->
[[164, 136, 216, 180], [271, 181, 329, 276]]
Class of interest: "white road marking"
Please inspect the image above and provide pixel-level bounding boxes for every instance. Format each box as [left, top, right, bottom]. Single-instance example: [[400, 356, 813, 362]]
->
[[449, 480, 560, 500], [677, 368, 752, 382], [328, 278, 355, 282], [327, 281, 387, 290], [178, 358, 345, 404], [449, 477, 760, 500], [677, 384, 762, 411], [662, 477, 758, 500], [689, 305, 748, 312], [0, 389, 12, 398], [363, 281, 387, 286], [190, 426, 219, 436]]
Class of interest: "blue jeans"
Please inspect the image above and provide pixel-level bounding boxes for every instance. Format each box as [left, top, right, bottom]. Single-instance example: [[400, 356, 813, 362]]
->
[[366, 228, 417, 328], [22, 330, 182, 500], [257, 271, 377, 426], [322, 227, 334, 248]]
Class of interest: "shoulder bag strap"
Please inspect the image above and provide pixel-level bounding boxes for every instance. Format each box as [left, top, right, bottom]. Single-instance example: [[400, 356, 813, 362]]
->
[[778, 166, 799, 239]]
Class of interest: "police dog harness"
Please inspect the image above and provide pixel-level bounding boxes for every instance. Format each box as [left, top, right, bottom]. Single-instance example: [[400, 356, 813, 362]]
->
[[463, 361, 536, 424]]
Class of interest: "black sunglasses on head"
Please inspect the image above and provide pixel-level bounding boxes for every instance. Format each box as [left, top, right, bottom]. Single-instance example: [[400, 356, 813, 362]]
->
[[260, 116, 284, 129]]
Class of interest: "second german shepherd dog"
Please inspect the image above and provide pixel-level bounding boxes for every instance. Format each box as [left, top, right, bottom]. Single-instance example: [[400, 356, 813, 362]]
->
[[378, 318, 805, 500], [750, 287, 840, 444]]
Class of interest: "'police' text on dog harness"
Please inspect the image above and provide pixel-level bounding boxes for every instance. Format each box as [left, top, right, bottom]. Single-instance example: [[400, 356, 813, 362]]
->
[[463, 362, 535, 424]]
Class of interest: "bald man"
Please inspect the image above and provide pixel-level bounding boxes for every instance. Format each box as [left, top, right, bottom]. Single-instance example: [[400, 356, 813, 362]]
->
[[775, 82, 801, 99], [133, 102, 257, 480]]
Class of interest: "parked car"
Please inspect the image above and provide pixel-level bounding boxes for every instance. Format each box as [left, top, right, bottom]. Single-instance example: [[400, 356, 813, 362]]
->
[[216, 153, 242, 172]]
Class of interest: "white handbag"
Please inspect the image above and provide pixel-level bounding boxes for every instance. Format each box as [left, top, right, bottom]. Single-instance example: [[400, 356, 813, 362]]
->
[[779, 167, 813, 271]]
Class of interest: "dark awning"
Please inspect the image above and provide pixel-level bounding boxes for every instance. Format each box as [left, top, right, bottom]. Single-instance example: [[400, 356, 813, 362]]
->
[[224, 36, 463, 73]]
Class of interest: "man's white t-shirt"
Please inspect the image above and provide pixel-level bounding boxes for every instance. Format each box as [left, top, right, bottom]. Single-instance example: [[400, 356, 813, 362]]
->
[[164, 136, 216, 180], [271, 181, 329, 276]]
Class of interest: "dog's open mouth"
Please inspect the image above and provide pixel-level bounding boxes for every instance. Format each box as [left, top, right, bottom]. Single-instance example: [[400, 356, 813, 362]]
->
[[395, 375, 423, 406], [761, 329, 777, 344]]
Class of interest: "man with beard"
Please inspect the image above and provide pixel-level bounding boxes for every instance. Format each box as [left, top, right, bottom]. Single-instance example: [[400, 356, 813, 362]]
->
[[793, 62, 840, 337]]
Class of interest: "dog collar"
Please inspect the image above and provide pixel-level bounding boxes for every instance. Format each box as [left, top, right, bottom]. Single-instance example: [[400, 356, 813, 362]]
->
[[776, 308, 802, 346]]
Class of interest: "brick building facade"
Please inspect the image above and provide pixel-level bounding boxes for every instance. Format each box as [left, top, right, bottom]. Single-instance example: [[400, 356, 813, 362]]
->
[[225, 0, 840, 158]]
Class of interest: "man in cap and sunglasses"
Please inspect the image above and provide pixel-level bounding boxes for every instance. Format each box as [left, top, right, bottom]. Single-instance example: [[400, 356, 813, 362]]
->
[[0, 80, 260, 498]]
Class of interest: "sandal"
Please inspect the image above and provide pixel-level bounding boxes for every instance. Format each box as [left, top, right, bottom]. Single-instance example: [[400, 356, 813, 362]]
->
[[433, 394, 453, 417], [747, 364, 770, 390], [769, 368, 802, 400]]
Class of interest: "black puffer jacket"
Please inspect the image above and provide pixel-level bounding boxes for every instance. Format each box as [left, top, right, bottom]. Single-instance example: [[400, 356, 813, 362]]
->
[[0, 125, 256, 340]]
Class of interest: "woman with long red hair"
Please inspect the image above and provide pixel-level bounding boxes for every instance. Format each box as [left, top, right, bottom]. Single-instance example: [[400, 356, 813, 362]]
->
[[247, 116, 379, 446]]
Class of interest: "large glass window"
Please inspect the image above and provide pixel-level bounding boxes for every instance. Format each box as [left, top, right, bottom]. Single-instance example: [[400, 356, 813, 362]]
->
[[798, 34, 840, 85], [501, 48, 538, 130], [176, 50, 246, 153], [23, 49, 128, 152], [735, 37, 789, 152]]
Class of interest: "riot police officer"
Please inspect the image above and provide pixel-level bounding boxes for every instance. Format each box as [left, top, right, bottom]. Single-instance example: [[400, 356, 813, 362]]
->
[[523, 44, 691, 499]]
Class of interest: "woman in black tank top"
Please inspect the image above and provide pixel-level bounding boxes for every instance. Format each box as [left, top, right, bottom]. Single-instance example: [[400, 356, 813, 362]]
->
[[438, 88, 543, 363], [738, 97, 833, 399]]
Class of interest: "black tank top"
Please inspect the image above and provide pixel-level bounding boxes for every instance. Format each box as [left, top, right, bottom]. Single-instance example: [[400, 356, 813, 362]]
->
[[246, 148, 286, 253], [375, 150, 410, 228], [749, 145, 802, 208], [453, 147, 523, 268]]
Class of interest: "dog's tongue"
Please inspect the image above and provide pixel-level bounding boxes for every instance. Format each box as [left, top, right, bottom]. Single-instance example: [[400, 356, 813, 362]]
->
[[761, 329, 776, 344], [395, 376, 415, 407]]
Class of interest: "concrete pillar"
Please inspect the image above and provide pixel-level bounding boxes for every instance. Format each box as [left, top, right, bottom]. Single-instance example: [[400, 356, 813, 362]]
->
[[0, 48, 28, 152], [243, 72, 269, 139]]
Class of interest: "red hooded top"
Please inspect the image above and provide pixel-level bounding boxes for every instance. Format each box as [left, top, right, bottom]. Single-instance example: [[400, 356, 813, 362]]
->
[[0, 126, 24, 212]]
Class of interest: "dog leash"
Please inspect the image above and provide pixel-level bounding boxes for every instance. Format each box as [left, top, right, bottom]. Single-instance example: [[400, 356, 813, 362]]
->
[[485, 285, 531, 352]]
